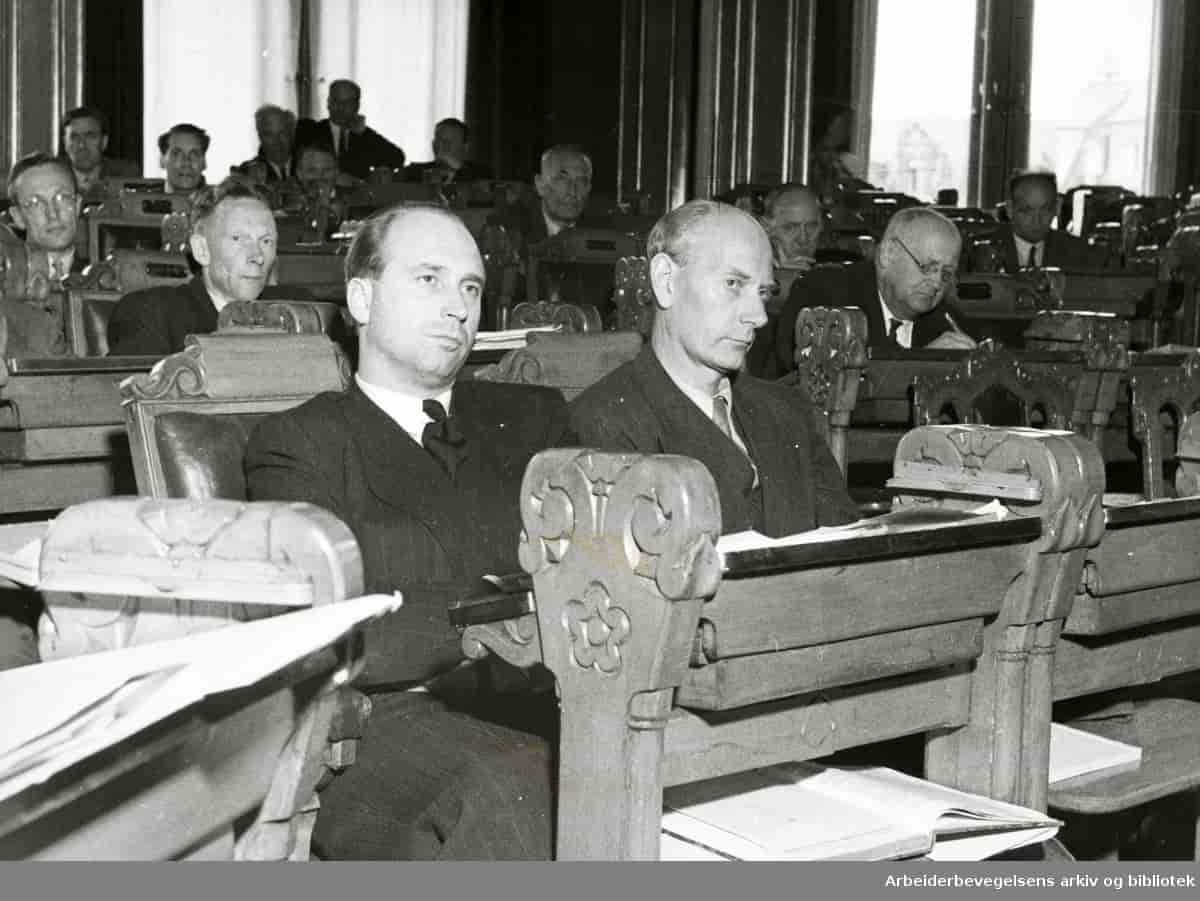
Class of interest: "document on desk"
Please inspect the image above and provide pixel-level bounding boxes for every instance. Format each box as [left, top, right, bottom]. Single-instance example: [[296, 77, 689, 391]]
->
[[717, 500, 1010, 554], [0, 592, 402, 799], [472, 325, 561, 351], [661, 762, 1060, 861], [0, 520, 51, 587]]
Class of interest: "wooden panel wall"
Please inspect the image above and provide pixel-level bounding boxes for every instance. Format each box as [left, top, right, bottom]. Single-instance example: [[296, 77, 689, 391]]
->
[[617, 0, 816, 213], [0, 0, 84, 173]]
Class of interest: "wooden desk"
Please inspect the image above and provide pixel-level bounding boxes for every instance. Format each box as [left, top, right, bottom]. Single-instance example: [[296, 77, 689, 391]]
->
[[0, 356, 155, 512], [457, 426, 1101, 858]]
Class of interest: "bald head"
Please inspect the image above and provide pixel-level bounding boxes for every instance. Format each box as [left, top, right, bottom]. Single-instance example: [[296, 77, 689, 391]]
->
[[877, 207, 961, 321], [763, 183, 823, 267], [535, 146, 592, 227]]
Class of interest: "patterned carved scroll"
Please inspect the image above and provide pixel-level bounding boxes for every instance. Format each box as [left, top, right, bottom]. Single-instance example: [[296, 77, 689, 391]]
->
[[1130, 350, 1200, 500], [793, 306, 868, 472], [217, 300, 338, 336], [35, 496, 366, 860], [37, 497, 363, 659], [463, 449, 722, 859], [613, 256, 653, 337], [508, 300, 602, 333], [911, 343, 1098, 436], [891, 424, 1105, 810]]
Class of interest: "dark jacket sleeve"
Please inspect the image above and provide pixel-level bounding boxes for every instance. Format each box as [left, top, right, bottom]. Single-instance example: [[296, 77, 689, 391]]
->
[[107, 291, 171, 357]]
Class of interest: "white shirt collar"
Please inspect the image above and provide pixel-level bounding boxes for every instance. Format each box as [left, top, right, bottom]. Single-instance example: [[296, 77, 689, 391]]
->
[[543, 208, 577, 238], [355, 374, 453, 445], [1013, 234, 1043, 268], [877, 290, 914, 349], [47, 249, 75, 282]]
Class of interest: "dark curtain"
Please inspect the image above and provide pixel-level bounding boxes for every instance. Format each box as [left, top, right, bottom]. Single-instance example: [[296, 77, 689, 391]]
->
[[811, 0, 855, 150], [83, 0, 143, 167], [1174, 4, 1200, 193], [465, 0, 620, 193]]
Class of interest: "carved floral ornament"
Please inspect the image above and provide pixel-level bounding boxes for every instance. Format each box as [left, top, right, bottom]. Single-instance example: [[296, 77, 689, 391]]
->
[[564, 581, 631, 674]]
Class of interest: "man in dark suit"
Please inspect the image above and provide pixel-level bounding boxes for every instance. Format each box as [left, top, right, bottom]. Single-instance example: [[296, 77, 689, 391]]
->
[[999, 170, 1107, 272], [776, 207, 976, 372], [570, 200, 858, 537], [60, 106, 140, 196], [107, 180, 276, 356], [158, 123, 209, 197], [234, 104, 297, 184], [406, 118, 494, 185], [245, 205, 572, 859], [295, 79, 406, 181]]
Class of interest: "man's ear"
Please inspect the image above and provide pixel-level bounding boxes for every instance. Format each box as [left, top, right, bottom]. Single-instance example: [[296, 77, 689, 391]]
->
[[159, 152, 169, 172], [648, 252, 677, 311], [100, 134, 109, 154], [9, 205, 26, 232], [346, 276, 373, 326], [189, 231, 211, 267], [533, 173, 546, 199]]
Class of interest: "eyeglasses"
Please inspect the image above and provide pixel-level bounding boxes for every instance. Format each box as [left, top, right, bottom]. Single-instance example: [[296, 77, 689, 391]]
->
[[892, 237, 957, 285], [19, 191, 78, 217]]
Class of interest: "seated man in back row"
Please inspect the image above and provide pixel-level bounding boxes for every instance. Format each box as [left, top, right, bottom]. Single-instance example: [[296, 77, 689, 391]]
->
[[775, 206, 977, 373], [570, 199, 859, 536], [245, 205, 572, 859], [107, 180, 277, 356]]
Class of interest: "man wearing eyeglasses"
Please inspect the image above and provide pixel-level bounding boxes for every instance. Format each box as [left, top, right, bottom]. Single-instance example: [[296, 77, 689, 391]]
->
[[776, 207, 976, 371], [4, 153, 85, 289]]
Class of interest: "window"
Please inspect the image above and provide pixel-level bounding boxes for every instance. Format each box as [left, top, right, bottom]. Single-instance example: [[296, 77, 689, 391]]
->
[[1028, 0, 1156, 193], [865, 0, 977, 202], [144, 0, 467, 179]]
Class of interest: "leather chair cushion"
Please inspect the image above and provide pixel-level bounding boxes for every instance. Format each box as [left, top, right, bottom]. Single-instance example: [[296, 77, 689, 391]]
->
[[154, 412, 268, 499]]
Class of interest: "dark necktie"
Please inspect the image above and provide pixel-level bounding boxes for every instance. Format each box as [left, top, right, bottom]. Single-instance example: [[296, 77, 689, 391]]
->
[[1026, 244, 1039, 269], [422, 399, 466, 479], [338, 127, 349, 159], [888, 318, 903, 346]]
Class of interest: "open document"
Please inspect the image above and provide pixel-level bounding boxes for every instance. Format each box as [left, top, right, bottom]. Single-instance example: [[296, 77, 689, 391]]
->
[[661, 762, 1060, 861], [717, 500, 1010, 555], [0, 593, 402, 801], [472, 325, 561, 351]]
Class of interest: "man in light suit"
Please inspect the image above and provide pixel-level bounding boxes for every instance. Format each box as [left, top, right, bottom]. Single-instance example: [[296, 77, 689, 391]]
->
[[245, 205, 572, 859], [295, 79, 406, 181], [570, 200, 859, 537]]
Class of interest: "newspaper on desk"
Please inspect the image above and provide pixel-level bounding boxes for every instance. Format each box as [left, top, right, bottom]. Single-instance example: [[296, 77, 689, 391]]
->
[[716, 499, 1010, 555], [0, 592, 402, 800]]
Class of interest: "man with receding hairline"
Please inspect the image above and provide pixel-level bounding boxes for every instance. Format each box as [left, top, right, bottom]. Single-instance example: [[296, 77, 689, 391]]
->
[[570, 200, 857, 537], [245, 203, 572, 859], [295, 79, 406, 180], [1001, 171, 1106, 272], [775, 206, 977, 372], [107, 179, 277, 356]]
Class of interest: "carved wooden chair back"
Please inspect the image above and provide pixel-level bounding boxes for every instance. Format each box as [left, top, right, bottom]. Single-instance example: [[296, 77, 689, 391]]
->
[[80, 250, 191, 294], [120, 333, 351, 499], [792, 306, 869, 473], [65, 289, 122, 356], [527, 228, 640, 309], [85, 192, 188, 262], [508, 301, 602, 333], [911, 344, 1099, 436], [612, 256, 653, 337], [473, 330, 642, 401], [25, 496, 366, 860], [273, 252, 345, 288], [458, 426, 1104, 857], [1129, 350, 1200, 500]]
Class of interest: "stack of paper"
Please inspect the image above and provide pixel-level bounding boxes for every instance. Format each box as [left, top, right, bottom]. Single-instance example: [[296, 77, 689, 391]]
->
[[0, 521, 50, 587], [472, 326, 561, 351], [661, 762, 1060, 861], [0, 593, 402, 801]]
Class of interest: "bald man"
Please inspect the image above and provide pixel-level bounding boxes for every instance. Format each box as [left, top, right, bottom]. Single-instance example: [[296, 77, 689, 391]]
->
[[763, 183, 824, 270], [776, 207, 977, 371], [570, 200, 857, 537]]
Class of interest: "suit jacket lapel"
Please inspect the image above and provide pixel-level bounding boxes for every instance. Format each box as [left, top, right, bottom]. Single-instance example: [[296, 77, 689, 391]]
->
[[342, 386, 470, 569], [730, 376, 804, 531]]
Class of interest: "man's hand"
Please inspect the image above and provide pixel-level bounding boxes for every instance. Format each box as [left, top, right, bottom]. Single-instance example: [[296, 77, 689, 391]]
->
[[926, 329, 977, 350]]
